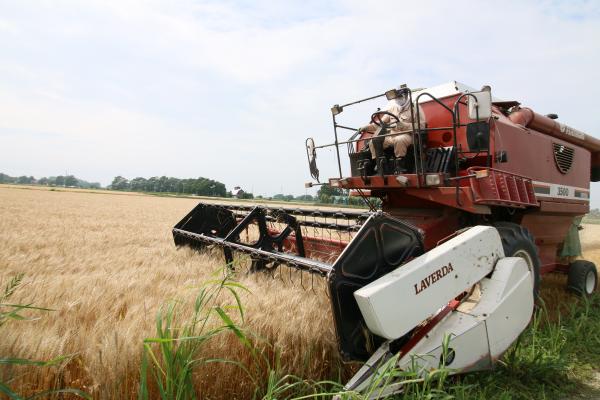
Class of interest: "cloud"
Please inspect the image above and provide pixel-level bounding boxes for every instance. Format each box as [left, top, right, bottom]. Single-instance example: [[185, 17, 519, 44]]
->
[[0, 0, 599, 204]]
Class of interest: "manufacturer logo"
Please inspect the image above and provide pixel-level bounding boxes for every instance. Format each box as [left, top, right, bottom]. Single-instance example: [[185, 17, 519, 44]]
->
[[559, 123, 585, 140], [414, 263, 454, 295], [557, 186, 569, 197]]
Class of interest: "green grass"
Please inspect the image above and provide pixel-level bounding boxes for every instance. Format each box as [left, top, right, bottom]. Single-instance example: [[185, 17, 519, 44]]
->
[[395, 295, 600, 400], [138, 268, 344, 400], [138, 269, 250, 400], [138, 268, 600, 400]]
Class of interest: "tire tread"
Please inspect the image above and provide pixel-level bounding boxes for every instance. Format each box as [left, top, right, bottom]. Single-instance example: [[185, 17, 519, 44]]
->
[[567, 260, 597, 296]]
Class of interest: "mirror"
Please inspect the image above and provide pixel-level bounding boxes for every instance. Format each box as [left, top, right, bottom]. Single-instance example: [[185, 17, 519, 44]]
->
[[385, 85, 409, 101], [385, 89, 400, 100], [306, 138, 319, 182], [468, 90, 492, 120], [331, 104, 343, 116]]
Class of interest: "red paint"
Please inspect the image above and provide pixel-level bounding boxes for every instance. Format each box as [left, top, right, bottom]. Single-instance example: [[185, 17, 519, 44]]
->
[[468, 167, 537, 207], [398, 299, 460, 358], [269, 228, 349, 263], [509, 107, 600, 153]]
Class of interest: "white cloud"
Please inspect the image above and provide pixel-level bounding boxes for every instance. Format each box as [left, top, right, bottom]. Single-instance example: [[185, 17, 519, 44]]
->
[[1, 0, 599, 204]]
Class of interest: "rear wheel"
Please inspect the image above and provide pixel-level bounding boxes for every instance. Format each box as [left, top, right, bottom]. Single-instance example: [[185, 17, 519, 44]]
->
[[494, 222, 541, 298], [567, 260, 597, 296]]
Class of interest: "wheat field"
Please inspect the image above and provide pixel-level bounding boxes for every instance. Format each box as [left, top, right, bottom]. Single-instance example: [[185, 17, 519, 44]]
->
[[0, 185, 598, 399], [0, 186, 347, 399]]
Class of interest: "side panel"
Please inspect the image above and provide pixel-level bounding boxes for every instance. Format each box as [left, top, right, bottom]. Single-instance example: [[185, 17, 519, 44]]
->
[[479, 258, 534, 359], [491, 116, 590, 266], [492, 118, 591, 190], [396, 257, 533, 373], [398, 316, 492, 373], [354, 226, 504, 340], [521, 212, 576, 266], [383, 205, 463, 251], [328, 213, 424, 361]]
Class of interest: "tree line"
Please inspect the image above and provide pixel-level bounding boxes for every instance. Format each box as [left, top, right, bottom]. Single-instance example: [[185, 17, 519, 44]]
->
[[315, 184, 367, 206], [110, 175, 227, 197], [260, 186, 367, 206], [1, 171, 371, 206], [0, 172, 101, 189]]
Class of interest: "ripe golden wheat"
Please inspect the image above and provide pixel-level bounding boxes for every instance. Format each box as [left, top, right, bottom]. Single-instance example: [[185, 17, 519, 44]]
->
[[0, 187, 349, 399], [0, 185, 597, 399]]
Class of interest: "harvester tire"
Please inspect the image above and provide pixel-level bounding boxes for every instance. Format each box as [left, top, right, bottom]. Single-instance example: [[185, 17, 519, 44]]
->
[[567, 260, 597, 296], [494, 222, 541, 298]]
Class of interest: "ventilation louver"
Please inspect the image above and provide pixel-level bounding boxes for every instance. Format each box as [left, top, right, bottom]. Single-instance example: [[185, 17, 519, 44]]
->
[[553, 143, 574, 174]]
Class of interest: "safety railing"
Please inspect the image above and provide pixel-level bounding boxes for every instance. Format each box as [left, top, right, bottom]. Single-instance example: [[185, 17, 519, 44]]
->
[[307, 86, 491, 207]]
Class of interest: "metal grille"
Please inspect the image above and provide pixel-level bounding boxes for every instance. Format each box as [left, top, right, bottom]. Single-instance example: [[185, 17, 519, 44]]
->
[[553, 143, 574, 174], [173, 202, 369, 279]]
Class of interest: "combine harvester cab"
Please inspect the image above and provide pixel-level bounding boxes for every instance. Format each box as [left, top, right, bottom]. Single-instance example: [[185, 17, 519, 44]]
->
[[173, 203, 424, 361]]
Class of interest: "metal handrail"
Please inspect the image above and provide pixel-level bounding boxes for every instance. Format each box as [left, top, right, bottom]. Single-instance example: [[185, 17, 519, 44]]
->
[[331, 91, 390, 178], [452, 93, 490, 206], [319, 87, 493, 209], [414, 92, 457, 187]]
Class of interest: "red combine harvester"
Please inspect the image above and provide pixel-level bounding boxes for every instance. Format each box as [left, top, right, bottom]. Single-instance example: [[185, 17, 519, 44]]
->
[[173, 82, 598, 395]]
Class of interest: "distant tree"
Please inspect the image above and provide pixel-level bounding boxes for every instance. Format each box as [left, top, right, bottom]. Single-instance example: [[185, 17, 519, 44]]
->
[[319, 194, 330, 203], [164, 177, 178, 193], [111, 176, 130, 190], [17, 176, 35, 184], [129, 177, 147, 192], [154, 176, 166, 192], [317, 184, 343, 197], [0, 173, 11, 183], [213, 181, 226, 197], [349, 196, 365, 206], [295, 194, 314, 202], [317, 185, 345, 204], [106, 174, 228, 197], [146, 177, 158, 192], [64, 175, 78, 187], [184, 179, 193, 194], [0, 172, 102, 189]]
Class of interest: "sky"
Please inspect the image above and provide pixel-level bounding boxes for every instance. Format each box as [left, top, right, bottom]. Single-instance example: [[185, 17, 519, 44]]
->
[[1, 0, 600, 204]]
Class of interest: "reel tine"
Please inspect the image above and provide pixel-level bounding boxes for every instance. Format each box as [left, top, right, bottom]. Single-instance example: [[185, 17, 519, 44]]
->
[[300, 270, 307, 291], [270, 261, 279, 279], [278, 264, 286, 285], [272, 261, 282, 279], [323, 281, 330, 298], [311, 271, 317, 294]]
